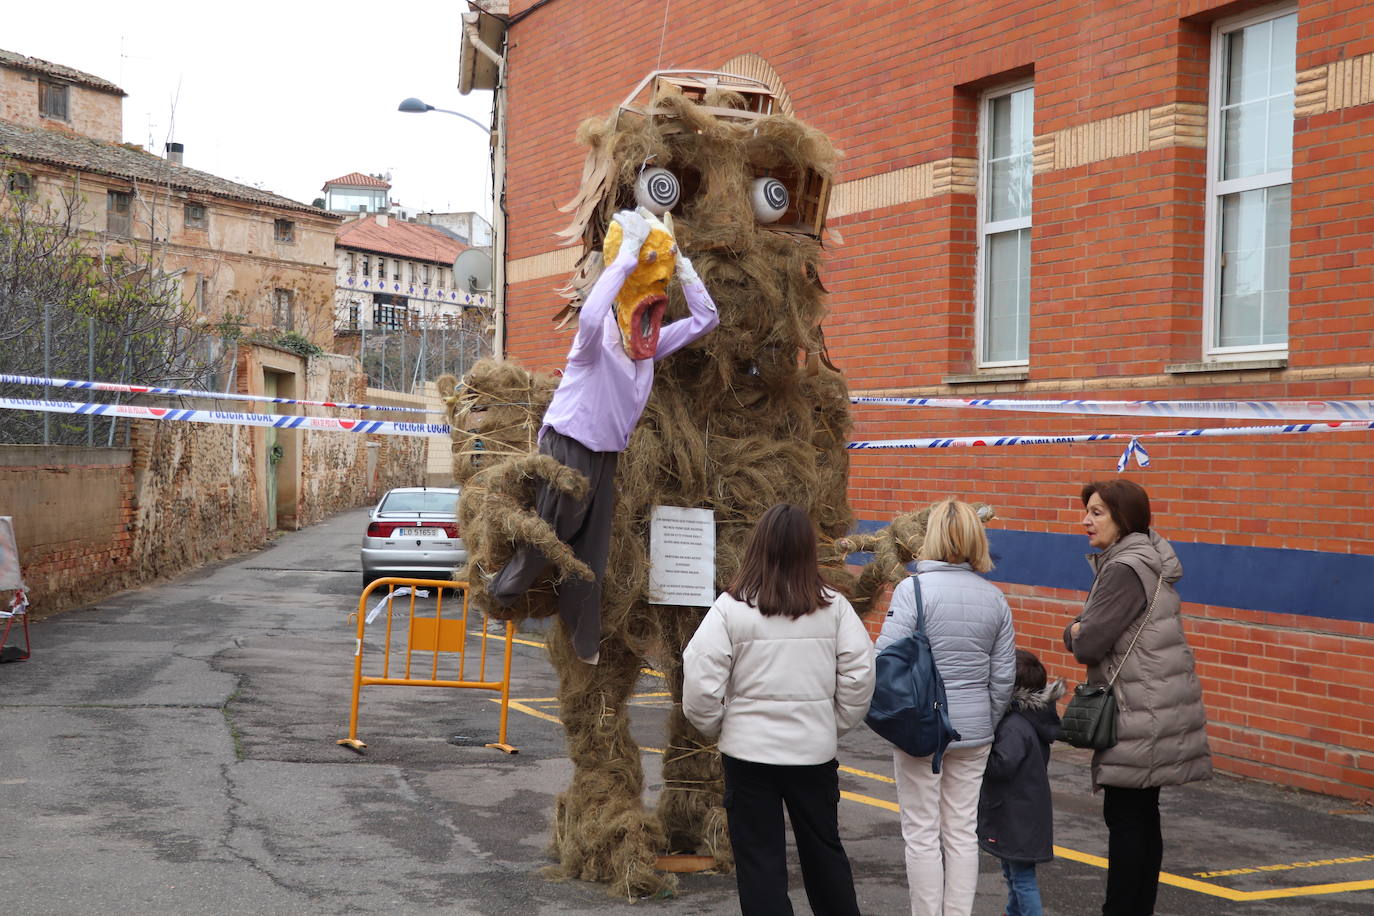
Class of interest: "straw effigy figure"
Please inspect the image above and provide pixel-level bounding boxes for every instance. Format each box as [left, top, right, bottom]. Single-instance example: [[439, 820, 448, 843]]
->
[[438, 73, 861, 899], [837, 503, 997, 614]]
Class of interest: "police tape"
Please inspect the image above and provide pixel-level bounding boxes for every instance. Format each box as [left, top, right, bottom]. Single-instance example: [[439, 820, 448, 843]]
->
[[0, 397, 452, 438], [847, 420, 1374, 451], [0, 373, 440, 415], [14, 372, 1370, 423], [7, 396, 1373, 458], [851, 395, 1374, 422]]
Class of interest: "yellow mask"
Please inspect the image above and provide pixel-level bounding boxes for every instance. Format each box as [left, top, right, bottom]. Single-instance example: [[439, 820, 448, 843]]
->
[[603, 216, 676, 359]]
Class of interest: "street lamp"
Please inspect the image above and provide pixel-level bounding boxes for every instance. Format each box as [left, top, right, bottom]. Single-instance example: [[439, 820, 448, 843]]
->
[[397, 97, 491, 134], [398, 94, 504, 359]]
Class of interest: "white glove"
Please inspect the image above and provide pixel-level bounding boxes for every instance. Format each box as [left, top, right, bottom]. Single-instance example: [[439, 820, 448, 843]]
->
[[674, 246, 701, 286], [611, 209, 651, 259]]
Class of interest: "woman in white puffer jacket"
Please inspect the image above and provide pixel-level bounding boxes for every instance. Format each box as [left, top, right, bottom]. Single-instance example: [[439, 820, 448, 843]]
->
[[684, 503, 875, 916], [876, 498, 1016, 916]]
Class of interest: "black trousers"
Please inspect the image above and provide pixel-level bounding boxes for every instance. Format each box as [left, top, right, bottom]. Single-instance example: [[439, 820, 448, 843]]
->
[[721, 754, 861, 916], [1102, 785, 1162, 916], [488, 428, 617, 662]]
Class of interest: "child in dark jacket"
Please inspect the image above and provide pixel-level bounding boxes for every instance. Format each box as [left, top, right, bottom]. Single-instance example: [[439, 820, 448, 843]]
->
[[978, 648, 1064, 916]]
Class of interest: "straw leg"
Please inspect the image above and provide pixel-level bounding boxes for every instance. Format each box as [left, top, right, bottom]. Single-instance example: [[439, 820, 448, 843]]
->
[[546, 622, 675, 899], [654, 612, 732, 870]]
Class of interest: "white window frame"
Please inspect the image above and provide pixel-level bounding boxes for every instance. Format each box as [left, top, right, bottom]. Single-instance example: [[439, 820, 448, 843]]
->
[[975, 80, 1035, 369], [1202, 3, 1297, 360]]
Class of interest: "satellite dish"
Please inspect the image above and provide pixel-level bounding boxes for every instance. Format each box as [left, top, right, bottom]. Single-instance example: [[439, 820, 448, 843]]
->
[[453, 249, 493, 294]]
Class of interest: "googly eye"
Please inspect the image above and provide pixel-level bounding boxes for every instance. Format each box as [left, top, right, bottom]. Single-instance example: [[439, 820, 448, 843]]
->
[[635, 167, 680, 215], [751, 177, 789, 224]]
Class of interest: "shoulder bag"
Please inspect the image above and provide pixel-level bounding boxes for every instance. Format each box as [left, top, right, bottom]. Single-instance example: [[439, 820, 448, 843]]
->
[[1060, 572, 1164, 750], [864, 574, 961, 771]]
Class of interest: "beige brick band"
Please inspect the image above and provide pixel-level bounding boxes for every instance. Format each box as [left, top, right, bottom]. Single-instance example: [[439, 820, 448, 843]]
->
[[827, 158, 978, 219], [508, 247, 581, 285], [1033, 103, 1206, 173], [509, 100, 1208, 284], [1296, 51, 1374, 117]]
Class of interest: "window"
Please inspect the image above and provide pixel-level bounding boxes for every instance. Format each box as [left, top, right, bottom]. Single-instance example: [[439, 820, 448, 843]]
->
[[39, 80, 68, 120], [376, 257, 386, 279], [976, 83, 1034, 366], [272, 288, 295, 329], [184, 203, 207, 230], [107, 190, 132, 236], [422, 265, 431, 285], [273, 218, 295, 243], [348, 252, 357, 274], [374, 303, 406, 330], [6, 171, 33, 195], [392, 261, 401, 282], [1205, 6, 1297, 355], [361, 255, 370, 277]]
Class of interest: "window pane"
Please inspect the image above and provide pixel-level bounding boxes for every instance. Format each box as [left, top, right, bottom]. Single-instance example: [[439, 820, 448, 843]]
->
[[983, 229, 1030, 362], [380, 491, 458, 514], [1217, 186, 1290, 348], [986, 88, 1033, 222], [1221, 13, 1297, 180]]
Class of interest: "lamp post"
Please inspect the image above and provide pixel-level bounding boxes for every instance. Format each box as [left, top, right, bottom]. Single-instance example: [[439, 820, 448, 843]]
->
[[397, 95, 502, 365], [397, 97, 491, 135]]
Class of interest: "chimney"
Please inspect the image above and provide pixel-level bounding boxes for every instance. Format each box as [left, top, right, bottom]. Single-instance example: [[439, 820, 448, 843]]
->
[[376, 212, 389, 228], [164, 142, 184, 166]]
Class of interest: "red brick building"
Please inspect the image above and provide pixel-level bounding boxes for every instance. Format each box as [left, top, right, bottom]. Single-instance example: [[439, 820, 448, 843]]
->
[[468, 0, 1373, 800]]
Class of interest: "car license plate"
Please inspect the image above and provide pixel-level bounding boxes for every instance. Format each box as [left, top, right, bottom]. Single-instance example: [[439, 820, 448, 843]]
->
[[398, 527, 442, 537]]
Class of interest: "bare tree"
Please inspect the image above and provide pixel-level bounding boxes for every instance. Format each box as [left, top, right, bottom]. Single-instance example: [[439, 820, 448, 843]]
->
[[0, 177, 232, 446]]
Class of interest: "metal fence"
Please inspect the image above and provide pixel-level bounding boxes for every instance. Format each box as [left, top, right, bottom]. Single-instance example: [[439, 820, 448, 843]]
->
[[352, 311, 493, 394], [0, 314, 228, 448]]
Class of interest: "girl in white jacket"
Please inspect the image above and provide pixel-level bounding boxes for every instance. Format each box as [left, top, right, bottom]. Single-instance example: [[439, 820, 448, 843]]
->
[[684, 503, 876, 916]]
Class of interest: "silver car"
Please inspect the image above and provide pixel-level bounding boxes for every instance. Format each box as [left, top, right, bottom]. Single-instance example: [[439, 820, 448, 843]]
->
[[360, 487, 467, 587]]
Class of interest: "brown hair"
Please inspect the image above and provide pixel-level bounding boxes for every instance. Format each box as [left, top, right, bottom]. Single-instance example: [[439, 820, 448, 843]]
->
[[917, 498, 993, 573], [1015, 648, 1047, 692], [1080, 478, 1152, 536], [727, 503, 832, 619]]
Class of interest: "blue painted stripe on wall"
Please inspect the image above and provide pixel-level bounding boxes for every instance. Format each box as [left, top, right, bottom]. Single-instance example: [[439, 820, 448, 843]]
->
[[850, 521, 1374, 624]]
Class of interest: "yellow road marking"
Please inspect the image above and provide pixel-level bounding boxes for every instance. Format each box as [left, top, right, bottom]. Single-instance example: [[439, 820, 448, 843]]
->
[[839, 763, 895, 784], [494, 692, 1374, 901], [504, 698, 562, 726], [842, 790, 898, 812], [1195, 853, 1374, 877]]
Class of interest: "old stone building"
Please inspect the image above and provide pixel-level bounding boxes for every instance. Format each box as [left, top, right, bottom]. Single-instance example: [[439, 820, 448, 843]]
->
[[0, 50, 426, 615], [1, 49, 341, 348], [333, 210, 489, 330]]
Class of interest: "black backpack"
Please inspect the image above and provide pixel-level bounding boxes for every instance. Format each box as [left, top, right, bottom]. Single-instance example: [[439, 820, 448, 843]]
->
[[864, 574, 961, 772]]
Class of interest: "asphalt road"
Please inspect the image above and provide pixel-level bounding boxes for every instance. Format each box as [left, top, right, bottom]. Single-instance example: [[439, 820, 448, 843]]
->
[[1, 508, 1371, 915]]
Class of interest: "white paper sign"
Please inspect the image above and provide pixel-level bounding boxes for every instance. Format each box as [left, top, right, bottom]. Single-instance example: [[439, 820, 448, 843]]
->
[[648, 506, 715, 607]]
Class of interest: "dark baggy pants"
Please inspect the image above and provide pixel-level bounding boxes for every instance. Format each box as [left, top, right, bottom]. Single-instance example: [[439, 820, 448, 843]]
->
[[721, 754, 862, 916], [1102, 785, 1162, 915], [488, 428, 617, 663]]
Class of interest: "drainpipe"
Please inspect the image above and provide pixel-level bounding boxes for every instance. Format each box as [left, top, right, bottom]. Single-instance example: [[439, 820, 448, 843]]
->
[[464, 11, 508, 359]]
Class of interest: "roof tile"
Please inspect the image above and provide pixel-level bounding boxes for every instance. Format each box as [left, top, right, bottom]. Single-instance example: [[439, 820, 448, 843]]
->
[[0, 121, 336, 217], [0, 49, 126, 96], [336, 214, 467, 264], [323, 171, 391, 190]]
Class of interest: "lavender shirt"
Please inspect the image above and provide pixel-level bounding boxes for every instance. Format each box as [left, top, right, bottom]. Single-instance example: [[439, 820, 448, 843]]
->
[[540, 249, 719, 453]]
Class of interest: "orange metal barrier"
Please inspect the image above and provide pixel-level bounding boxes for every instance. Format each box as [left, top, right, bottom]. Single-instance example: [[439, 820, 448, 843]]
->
[[338, 576, 517, 754]]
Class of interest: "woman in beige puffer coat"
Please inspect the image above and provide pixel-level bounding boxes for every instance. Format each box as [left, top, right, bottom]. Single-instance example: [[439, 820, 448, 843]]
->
[[1064, 479, 1211, 916]]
